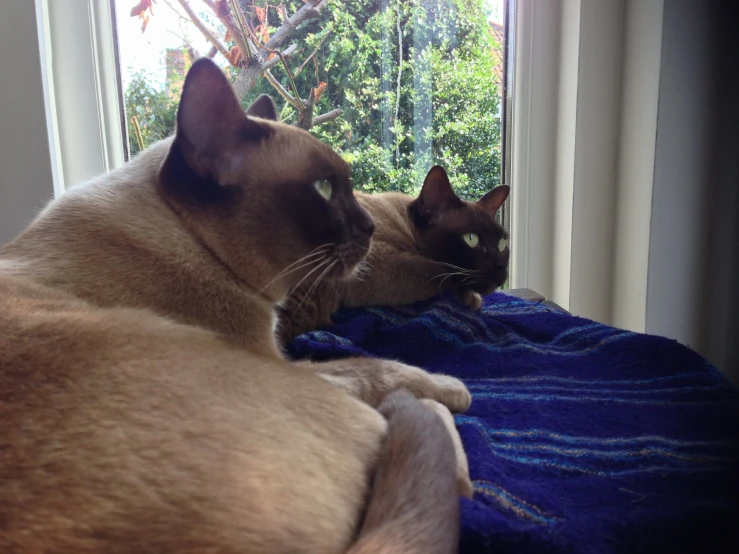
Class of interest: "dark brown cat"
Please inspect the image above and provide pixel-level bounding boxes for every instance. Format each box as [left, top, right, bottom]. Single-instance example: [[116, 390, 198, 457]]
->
[[0, 58, 469, 553], [279, 166, 510, 342]]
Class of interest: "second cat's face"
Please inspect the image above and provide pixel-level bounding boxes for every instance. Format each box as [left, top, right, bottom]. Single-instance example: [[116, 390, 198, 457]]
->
[[411, 167, 510, 295], [158, 59, 374, 299], [416, 202, 509, 295]]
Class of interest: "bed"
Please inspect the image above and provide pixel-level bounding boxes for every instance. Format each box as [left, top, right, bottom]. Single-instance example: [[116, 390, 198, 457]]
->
[[287, 291, 739, 553]]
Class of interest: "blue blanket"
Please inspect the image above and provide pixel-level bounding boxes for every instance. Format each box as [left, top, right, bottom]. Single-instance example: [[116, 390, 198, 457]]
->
[[288, 292, 739, 553]]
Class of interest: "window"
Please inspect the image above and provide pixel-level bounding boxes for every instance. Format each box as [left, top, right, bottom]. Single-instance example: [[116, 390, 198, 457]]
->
[[114, 0, 508, 201]]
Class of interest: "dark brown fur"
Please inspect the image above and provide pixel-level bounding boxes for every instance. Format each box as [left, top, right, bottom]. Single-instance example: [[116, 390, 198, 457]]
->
[[279, 166, 510, 342], [0, 59, 470, 552]]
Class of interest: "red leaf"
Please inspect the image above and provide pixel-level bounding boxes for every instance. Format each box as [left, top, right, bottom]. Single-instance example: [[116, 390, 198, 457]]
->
[[131, 0, 155, 34], [255, 6, 266, 24], [313, 81, 328, 101], [225, 46, 243, 67], [130, 0, 153, 18]]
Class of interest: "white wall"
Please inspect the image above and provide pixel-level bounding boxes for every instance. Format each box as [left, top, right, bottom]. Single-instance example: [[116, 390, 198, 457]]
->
[[0, 0, 56, 245]]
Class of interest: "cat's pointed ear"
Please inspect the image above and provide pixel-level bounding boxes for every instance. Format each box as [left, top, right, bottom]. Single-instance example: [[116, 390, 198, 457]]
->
[[245, 94, 278, 121], [478, 185, 510, 215], [174, 58, 268, 179], [417, 166, 462, 217]]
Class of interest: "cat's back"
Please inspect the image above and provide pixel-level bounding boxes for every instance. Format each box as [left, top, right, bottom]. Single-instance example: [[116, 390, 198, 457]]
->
[[355, 191, 415, 247]]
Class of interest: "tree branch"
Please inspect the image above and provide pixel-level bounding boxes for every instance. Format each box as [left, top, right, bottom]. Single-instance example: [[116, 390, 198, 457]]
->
[[175, 0, 229, 58], [296, 86, 317, 129], [233, 0, 327, 100], [262, 44, 298, 69], [263, 69, 301, 109], [312, 109, 343, 126], [214, 0, 253, 63], [295, 29, 330, 76]]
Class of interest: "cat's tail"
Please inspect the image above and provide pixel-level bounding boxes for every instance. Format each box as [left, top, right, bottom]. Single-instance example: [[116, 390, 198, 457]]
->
[[346, 389, 470, 554]]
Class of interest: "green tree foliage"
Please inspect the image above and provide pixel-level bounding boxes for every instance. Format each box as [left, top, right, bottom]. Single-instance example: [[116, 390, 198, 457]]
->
[[124, 0, 501, 199], [124, 71, 178, 157]]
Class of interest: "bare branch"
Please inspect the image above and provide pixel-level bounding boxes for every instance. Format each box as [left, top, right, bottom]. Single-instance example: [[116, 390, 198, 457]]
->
[[295, 30, 330, 77], [312, 109, 343, 126], [227, 0, 254, 56], [240, 19, 304, 110], [233, 0, 328, 99], [296, 86, 317, 129], [166, 29, 199, 57], [215, 0, 252, 63], [175, 0, 229, 58], [263, 0, 327, 52], [262, 44, 299, 70], [263, 69, 301, 109]]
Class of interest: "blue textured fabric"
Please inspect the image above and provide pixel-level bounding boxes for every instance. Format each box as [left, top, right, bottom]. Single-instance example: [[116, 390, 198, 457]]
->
[[287, 292, 739, 553]]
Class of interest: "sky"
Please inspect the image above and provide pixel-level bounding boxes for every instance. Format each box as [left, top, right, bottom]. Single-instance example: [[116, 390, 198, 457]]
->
[[115, 0, 506, 89], [115, 0, 215, 88]]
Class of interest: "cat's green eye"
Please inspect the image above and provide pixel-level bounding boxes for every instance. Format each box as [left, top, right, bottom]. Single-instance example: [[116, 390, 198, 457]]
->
[[314, 180, 332, 201], [498, 238, 507, 252], [463, 233, 479, 248]]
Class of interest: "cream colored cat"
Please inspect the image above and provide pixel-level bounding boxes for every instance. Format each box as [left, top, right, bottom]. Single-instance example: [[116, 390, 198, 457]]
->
[[0, 59, 471, 552]]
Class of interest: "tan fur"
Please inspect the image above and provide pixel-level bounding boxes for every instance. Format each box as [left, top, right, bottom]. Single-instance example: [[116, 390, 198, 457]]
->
[[420, 399, 474, 499], [0, 60, 470, 552], [347, 391, 464, 554]]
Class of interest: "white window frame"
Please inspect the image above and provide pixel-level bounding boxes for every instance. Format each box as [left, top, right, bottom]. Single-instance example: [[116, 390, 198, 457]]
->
[[39, 0, 126, 192]]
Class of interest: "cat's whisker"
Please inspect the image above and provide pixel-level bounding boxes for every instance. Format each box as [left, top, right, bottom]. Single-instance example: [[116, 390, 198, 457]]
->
[[428, 271, 467, 283], [458, 277, 480, 290], [285, 257, 333, 298], [435, 271, 468, 293], [288, 259, 339, 323], [427, 260, 475, 274], [259, 244, 332, 293]]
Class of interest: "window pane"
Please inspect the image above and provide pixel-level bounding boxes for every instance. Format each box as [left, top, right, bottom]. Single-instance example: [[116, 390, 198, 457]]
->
[[114, 0, 506, 201]]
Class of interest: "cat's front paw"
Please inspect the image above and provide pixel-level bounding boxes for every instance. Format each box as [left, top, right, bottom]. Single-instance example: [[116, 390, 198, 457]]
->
[[456, 289, 483, 311], [427, 373, 472, 413]]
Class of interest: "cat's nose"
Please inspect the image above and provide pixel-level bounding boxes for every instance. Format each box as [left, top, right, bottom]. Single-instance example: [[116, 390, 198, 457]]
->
[[355, 205, 375, 237], [361, 218, 375, 236]]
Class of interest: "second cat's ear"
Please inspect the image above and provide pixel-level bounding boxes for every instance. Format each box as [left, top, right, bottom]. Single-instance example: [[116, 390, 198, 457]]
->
[[174, 58, 270, 179], [478, 185, 510, 215], [418, 166, 462, 218], [246, 94, 278, 121]]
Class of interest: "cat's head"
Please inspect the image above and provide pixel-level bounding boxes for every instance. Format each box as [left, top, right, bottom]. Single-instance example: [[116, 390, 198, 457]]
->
[[410, 166, 510, 295], [158, 58, 374, 301]]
